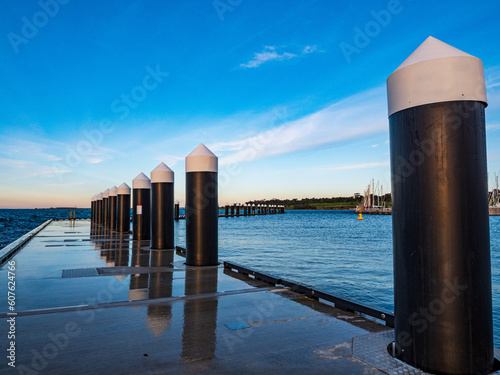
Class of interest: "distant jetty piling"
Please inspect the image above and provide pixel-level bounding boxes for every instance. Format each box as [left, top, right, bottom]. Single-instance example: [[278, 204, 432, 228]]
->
[[230, 204, 235, 217], [102, 189, 109, 228], [224, 204, 229, 217], [252, 204, 255, 216], [236, 203, 240, 217], [174, 200, 180, 221], [185, 144, 218, 266], [108, 186, 117, 231], [93, 196, 97, 221], [116, 183, 131, 233], [97, 193, 103, 226], [388, 36, 493, 374], [132, 173, 151, 241], [90, 195, 95, 223], [151, 162, 175, 250]]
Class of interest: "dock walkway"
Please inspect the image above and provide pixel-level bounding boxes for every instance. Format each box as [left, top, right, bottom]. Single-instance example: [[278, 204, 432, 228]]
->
[[3, 220, 495, 374]]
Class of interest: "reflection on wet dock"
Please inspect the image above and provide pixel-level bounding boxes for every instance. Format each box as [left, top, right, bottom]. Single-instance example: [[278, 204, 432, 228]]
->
[[0, 220, 411, 374]]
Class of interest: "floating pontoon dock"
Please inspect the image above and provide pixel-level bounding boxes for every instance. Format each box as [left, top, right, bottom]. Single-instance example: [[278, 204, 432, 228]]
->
[[0, 220, 499, 374]]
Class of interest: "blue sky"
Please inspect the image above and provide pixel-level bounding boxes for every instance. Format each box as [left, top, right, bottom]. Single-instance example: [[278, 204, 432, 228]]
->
[[1, 0, 499, 208]]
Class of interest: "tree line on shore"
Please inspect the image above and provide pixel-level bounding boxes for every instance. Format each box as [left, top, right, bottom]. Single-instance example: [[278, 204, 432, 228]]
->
[[246, 194, 393, 209]]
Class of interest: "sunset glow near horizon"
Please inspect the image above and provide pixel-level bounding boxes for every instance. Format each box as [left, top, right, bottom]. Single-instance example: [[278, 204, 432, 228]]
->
[[1, 1, 500, 208]]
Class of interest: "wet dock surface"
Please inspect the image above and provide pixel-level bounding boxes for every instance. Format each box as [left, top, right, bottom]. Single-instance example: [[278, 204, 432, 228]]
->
[[0, 220, 401, 374]]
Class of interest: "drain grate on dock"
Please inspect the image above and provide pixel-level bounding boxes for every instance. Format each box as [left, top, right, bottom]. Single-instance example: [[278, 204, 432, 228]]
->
[[62, 268, 99, 278]]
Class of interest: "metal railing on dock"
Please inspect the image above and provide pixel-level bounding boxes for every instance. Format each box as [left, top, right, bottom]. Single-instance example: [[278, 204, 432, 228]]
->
[[0, 219, 52, 267], [223, 261, 394, 327]]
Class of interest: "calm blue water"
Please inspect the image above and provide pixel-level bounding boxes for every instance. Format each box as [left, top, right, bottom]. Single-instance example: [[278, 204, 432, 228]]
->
[[1, 208, 499, 346], [0, 209, 91, 249]]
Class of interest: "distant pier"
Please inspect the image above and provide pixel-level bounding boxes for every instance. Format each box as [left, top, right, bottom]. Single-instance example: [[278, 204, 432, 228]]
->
[[355, 207, 392, 215], [490, 207, 500, 216]]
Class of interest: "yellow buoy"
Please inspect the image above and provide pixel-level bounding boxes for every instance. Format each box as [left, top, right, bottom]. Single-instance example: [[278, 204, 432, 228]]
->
[[357, 212, 364, 220]]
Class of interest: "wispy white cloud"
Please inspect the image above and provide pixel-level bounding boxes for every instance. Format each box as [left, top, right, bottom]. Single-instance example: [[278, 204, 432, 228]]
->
[[62, 143, 124, 165], [29, 165, 69, 178], [302, 45, 323, 54], [213, 85, 388, 165], [0, 157, 69, 180], [240, 44, 323, 69], [0, 139, 62, 162], [240, 46, 296, 68], [46, 181, 86, 187], [485, 65, 500, 90], [487, 123, 500, 131], [154, 154, 184, 167], [0, 158, 31, 168], [325, 161, 390, 171]]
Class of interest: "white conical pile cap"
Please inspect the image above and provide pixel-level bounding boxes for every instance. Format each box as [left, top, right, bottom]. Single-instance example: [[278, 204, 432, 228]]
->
[[151, 162, 174, 183], [185, 143, 218, 173], [117, 183, 131, 195], [97, 193, 103, 200], [103, 189, 110, 198], [132, 173, 151, 189], [175, 200, 179, 204], [387, 36, 487, 117], [109, 186, 118, 197]]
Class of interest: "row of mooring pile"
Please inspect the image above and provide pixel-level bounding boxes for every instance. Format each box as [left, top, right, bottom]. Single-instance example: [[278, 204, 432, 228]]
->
[[90, 144, 219, 266], [87, 36, 494, 375], [90, 183, 131, 233], [221, 203, 284, 217]]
